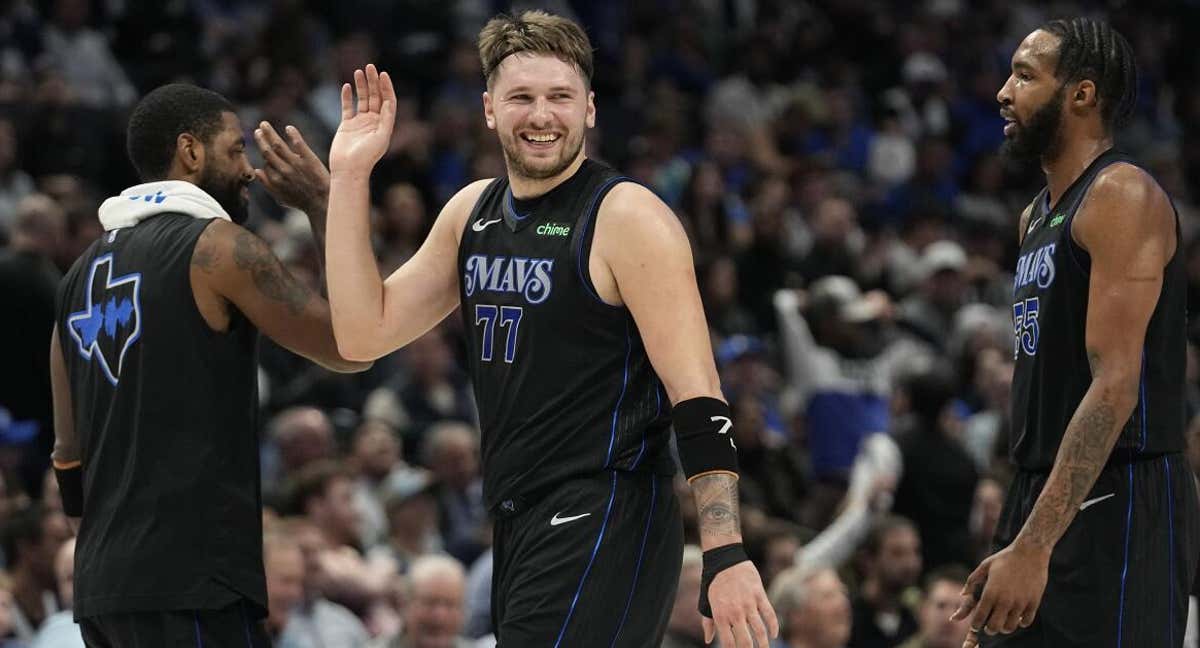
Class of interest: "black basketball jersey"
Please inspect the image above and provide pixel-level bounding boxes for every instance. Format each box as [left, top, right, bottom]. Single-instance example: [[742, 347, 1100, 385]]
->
[[457, 159, 673, 510], [1010, 149, 1187, 470], [55, 213, 266, 618]]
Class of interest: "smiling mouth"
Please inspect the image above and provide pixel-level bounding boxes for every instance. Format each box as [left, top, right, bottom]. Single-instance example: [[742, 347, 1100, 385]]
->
[[521, 133, 560, 144]]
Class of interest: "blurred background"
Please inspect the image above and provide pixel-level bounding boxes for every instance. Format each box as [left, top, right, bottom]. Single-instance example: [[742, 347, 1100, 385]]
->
[[0, 0, 1199, 647]]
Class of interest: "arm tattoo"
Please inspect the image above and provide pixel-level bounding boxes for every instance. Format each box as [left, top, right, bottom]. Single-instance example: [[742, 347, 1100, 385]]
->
[[232, 231, 312, 316], [691, 473, 741, 541], [1018, 348, 1124, 551], [191, 228, 220, 273]]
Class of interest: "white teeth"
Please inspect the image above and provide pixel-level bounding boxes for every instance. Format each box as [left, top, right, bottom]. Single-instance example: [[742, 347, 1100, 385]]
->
[[525, 133, 558, 142]]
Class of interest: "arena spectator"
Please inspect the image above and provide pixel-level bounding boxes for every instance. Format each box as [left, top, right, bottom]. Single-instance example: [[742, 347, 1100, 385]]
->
[[769, 567, 853, 648], [848, 516, 922, 648], [377, 554, 471, 648], [897, 567, 973, 648], [1, 504, 71, 641], [423, 422, 487, 566], [29, 537, 81, 648]]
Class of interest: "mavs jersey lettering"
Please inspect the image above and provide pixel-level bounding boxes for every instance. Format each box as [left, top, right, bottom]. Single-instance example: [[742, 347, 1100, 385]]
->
[[1009, 150, 1187, 470], [463, 255, 554, 304], [1011, 243, 1055, 359], [457, 160, 673, 510]]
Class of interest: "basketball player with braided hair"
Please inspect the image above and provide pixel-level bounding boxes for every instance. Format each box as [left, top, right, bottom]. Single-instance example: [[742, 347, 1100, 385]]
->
[[952, 17, 1200, 648]]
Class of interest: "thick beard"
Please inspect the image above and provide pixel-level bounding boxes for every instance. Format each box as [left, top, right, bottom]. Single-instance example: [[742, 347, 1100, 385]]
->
[[198, 166, 250, 224], [500, 129, 584, 181], [1001, 85, 1066, 164]]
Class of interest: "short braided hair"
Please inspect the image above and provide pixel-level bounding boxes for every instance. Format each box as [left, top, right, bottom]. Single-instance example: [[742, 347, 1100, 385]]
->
[[1040, 17, 1139, 130]]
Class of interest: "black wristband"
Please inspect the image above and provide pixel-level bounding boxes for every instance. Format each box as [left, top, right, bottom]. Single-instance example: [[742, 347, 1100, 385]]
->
[[673, 397, 739, 480], [698, 543, 750, 618], [54, 465, 83, 517]]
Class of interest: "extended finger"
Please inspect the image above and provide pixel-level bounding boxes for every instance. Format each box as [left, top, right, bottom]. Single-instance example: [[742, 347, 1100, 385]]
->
[[961, 561, 989, 597], [702, 617, 714, 644], [354, 68, 368, 115], [733, 619, 754, 648], [749, 608, 769, 648], [970, 587, 997, 634], [759, 593, 779, 638], [366, 63, 380, 114], [983, 597, 1012, 635], [951, 589, 979, 621], [260, 122, 301, 165], [1000, 603, 1024, 634], [716, 621, 735, 648], [254, 128, 293, 174], [1019, 599, 1039, 628], [956, 564, 989, 622], [380, 70, 397, 117], [339, 82, 352, 121], [962, 628, 980, 648], [285, 125, 322, 166]]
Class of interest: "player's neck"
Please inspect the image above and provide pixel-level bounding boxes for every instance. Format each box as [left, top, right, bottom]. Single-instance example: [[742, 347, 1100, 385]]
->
[[508, 154, 587, 200], [1041, 133, 1113, 208]]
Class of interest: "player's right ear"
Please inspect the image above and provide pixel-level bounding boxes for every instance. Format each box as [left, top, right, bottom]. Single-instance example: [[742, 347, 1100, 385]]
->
[[177, 133, 204, 175], [482, 92, 496, 130]]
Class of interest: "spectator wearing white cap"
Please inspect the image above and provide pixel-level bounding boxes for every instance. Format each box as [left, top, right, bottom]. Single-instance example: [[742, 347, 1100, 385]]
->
[[898, 240, 969, 349]]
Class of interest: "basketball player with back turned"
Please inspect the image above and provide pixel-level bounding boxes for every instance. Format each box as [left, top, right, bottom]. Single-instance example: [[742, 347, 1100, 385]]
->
[[51, 84, 369, 646], [324, 11, 777, 648], [952, 18, 1200, 648]]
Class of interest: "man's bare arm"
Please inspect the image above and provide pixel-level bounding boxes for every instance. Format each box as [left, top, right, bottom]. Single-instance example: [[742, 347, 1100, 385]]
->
[[596, 182, 776, 647], [1013, 164, 1174, 554], [193, 219, 370, 373], [325, 178, 485, 361], [691, 472, 742, 545], [594, 182, 740, 547], [323, 66, 479, 362], [49, 327, 80, 527], [49, 328, 77, 469]]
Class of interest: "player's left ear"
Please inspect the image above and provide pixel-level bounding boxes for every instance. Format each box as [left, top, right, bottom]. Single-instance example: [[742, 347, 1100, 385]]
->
[[586, 90, 596, 129], [1071, 80, 1098, 111]]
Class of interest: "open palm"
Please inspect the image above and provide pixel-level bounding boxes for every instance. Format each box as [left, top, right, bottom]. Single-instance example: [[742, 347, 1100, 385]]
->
[[330, 64, 396, 176]]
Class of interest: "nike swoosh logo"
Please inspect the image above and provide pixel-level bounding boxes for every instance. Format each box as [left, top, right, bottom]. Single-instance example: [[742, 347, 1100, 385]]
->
[[1079, 493, 1116, 511], [472, 217, 503, 232], [550, 512, 591, 526]]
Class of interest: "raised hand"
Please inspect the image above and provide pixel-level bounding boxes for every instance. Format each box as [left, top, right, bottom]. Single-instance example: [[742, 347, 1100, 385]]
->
[[254, 121, 329, 215], [329, 64, 396, 177]]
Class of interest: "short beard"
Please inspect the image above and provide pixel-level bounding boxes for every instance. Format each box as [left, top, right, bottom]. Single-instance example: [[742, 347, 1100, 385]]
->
[[500, 130, 584, 182], [1002, 84, 1067, 164], [198, 166, 249, 224]]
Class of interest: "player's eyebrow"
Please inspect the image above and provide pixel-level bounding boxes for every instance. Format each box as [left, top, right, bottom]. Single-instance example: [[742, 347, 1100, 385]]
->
[[1012, 60, 1038, 73], [505, 85, 576, 94]]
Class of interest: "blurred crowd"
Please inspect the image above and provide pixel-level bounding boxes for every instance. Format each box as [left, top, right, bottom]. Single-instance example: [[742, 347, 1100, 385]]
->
[[1, 0, 1200, 647]]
